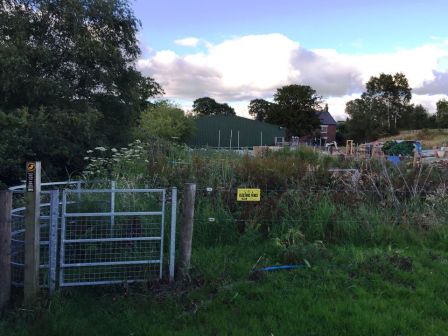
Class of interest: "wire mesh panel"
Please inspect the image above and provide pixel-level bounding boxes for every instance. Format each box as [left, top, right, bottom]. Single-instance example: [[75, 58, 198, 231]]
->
[[59, 188, 166, 286], [11, 202, 25, 286], [10, 190, 59, 289]]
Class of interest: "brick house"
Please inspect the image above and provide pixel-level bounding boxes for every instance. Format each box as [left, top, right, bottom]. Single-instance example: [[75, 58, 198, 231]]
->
[[317, 106, 337, 142]]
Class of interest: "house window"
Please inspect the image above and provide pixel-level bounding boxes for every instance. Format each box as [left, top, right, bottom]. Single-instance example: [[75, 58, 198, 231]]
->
[[320, 125, 328, 134]]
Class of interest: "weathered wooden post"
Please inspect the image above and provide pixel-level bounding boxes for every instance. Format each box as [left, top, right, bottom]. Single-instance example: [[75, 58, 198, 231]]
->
[[24, 161, 41, 304], [0, 191, 12, 310], [179, 183, 196, 279]]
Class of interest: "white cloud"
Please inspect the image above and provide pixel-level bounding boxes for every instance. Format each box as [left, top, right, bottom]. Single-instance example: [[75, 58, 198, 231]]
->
[[414, 71, 448, 95], [341, 45, 448, 89], [326, 95, 361, 121], [174, 37, 200, 47], [205, 34, 298, 91], [412, 93, 448, 113], [137, 33, 448, 118]]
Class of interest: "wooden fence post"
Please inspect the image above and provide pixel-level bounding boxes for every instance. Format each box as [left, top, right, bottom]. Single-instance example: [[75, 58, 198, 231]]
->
[[179, 183, 196, 279], [24, 161, 41, 304], [0, 191, 12, 310]]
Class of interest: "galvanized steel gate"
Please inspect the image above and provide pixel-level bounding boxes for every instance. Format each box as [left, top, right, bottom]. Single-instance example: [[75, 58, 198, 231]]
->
[[11, 189, 60, 291], [10, 182, 177, 290]]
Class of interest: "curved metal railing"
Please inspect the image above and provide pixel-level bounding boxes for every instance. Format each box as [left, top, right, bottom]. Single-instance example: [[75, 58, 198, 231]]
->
[[9, 180, 111, 289]]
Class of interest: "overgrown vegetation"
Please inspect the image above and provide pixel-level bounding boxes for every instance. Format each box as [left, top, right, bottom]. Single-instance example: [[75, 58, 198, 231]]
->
[[136, 101, 196, 143], [76, 140, 448, 248], [382, 140, 415, 156], [2, 141, 448, 334], [380, 128, 448, 148], [1, 1, 448, 334]]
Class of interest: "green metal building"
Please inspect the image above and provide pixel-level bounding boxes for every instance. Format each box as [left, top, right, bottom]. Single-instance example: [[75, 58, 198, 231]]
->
[[187, 115, 286, 148]]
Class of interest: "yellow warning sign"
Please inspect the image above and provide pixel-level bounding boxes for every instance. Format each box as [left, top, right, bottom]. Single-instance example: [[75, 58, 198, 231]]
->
[[237, 188, 261, 201]]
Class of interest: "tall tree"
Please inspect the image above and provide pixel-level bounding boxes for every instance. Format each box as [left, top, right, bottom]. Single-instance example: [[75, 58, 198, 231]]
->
[[270, 85, 321, 137], [363, 73, 412, 131], [0, 0, 162, 113], [345, 98, 382, 142], [248, 99, 274, 121], [192, 97, 235, 116], [344, 73, 414, 142], [399, 104, 433, 130], [0, 0, 162, 186], [436, 99, 448, 128]]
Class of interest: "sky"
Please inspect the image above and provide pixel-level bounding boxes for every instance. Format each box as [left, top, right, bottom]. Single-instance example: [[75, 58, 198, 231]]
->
[[132, 0, 448, 120]]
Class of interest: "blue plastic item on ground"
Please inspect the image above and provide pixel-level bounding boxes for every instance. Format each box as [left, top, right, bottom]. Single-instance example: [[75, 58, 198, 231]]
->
[[260, 265, 306, 272], [414, 142, 422, 154], [387, 155, 400, 166]]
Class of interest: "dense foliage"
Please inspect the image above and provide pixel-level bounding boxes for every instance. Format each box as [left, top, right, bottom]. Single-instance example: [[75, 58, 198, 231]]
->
[[136, 101, 196, 143], [382, 141, 415, 156], [247, 85, 322, 138], [344, 73, 441, 142], [192, 97, 236, 116], [271, 85, 322, 137], [0, 0, 162, 187], [436, 99, 448, 128], [248, 98, 274, 121]]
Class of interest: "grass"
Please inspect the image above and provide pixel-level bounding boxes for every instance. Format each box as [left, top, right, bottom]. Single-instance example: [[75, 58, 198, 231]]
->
[[2, 141, 448, 335], [379, 129, 448, 148], [1, 241, 448, 336]]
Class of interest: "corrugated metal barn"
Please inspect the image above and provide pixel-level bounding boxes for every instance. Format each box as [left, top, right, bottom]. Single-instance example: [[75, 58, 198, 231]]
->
[[187, 115, 286, 148]]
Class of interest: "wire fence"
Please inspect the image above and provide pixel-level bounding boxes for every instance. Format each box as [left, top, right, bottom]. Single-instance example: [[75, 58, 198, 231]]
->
[[59, 188, 167, 287], [60, 217, 163, 286], [9, 183, 177, 289], [10, 191, 55, 288], [187, 182, 448, 250], [8, 176, 447, 290]]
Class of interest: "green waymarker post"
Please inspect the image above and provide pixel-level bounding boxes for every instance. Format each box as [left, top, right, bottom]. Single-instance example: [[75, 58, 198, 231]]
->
[[24, 161, 41, 304]]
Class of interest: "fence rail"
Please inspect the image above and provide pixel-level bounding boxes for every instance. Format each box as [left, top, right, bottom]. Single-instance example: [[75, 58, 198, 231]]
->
[[10, 190, 59, 291], [8, 181, 177, 290]]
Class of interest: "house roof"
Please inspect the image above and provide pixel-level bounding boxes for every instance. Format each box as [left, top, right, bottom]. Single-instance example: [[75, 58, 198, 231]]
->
[[317, 110, 337, 125]]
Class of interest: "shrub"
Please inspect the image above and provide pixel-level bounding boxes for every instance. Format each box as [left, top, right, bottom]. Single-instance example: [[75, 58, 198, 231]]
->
[[382, 141, 415, 156]]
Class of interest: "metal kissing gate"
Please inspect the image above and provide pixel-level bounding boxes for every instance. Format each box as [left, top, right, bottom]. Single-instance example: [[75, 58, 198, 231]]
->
[[10, 183, 177, 290]]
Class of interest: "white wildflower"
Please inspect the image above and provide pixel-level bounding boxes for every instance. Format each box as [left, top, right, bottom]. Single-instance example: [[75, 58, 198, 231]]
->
[[95, 146, 107, 152], [111, 148, 117, 152], [86, 150, 93, 153], [83, 157, 89, 160]]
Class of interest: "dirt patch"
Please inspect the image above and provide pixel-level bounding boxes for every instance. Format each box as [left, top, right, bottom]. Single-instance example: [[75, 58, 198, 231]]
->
[[388, 253, 413, 272]]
